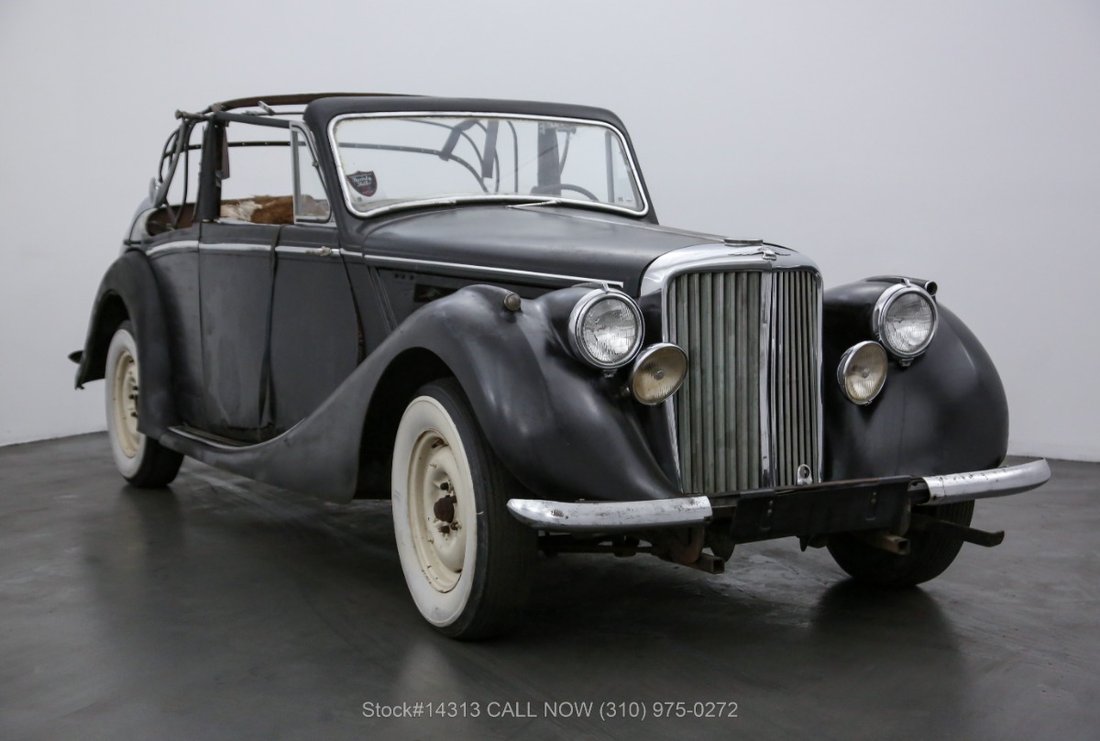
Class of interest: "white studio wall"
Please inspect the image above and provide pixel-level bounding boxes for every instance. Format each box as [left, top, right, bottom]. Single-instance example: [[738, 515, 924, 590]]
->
[[1, 0, 1097, 459]]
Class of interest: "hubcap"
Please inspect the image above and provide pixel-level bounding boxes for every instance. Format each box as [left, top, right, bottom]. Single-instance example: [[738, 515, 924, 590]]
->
[[112, 349, 141, 458], [407, 430, 468, 592]]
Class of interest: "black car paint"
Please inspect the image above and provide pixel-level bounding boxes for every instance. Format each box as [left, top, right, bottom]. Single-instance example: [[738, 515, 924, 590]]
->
[[344, 206, 706, 298], [76, 250, 180, 439], [144, 284, 682, 503], [75, 96, 1010, 503]]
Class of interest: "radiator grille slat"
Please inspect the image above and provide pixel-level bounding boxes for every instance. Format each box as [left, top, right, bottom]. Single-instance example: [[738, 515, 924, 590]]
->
[[669, 269, 820, 493]]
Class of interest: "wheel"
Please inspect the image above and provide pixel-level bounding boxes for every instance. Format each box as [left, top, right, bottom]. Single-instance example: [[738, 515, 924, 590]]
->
[[105, 321, 183, 487], [391, 379, 536, 639], [826, 501, 975, 587]]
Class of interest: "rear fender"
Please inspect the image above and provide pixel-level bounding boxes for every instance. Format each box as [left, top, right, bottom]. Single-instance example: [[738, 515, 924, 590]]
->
[[75, 250, 177, 438]]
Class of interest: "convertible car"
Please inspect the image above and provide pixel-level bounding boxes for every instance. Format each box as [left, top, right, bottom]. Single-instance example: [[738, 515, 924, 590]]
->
[[73, 93, 1050, 639]]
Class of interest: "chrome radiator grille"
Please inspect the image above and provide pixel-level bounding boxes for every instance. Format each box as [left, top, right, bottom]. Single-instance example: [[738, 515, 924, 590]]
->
[[666, 269, 821, 493]]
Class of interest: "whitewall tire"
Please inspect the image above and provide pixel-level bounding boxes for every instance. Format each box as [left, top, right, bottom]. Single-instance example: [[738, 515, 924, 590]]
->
[[391, 379, 535, 639], [104, 321, 183, 487]]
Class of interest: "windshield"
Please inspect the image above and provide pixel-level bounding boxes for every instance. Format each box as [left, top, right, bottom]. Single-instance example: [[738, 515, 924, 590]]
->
[[330, 114, 645, 217]]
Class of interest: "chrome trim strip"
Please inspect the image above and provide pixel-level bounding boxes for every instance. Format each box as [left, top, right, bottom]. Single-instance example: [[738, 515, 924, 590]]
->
[[815, 272, 825, 483], [276, 245, 339, 257], [326, 111, 650, 219], [147, 240, 199, 257], [759, 271, 774, 486], [640, 244, 820, 296], [200, 243, 272, 254], [506, 496, 713, 532], [339, 249, 624, 288], [166, 425, 249, 451], [288, 121, 335, 226], [154, 242, 343, 258], [922, 459, 1051, 505]]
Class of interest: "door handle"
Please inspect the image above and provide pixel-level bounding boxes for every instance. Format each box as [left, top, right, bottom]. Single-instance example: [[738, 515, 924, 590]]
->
[[309, 246, 334, 257]]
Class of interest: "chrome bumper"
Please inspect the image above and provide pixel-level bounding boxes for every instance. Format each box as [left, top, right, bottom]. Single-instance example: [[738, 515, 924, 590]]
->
[[506, 496, 714, 533], [506, 459, 1051, 532], [921, 458, 1051, 505]]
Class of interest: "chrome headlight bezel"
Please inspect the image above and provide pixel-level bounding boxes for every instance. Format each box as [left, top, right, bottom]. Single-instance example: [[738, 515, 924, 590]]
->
[[568, 289, 645, 370], [872, 283, 938, 360]]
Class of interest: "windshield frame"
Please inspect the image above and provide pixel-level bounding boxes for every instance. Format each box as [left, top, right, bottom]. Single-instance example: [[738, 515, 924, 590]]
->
[[326, 111, 650, 219]]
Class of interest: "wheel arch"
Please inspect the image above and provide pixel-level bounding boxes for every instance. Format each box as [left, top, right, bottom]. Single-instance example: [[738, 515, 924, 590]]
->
[[355, 347, 456, 498], [77, 290, 129, 385], [75, 250, 179, 438]]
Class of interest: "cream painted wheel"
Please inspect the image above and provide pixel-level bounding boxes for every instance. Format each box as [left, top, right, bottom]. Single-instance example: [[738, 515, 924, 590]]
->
[[111, 341, 141, 458], [391, 379, 536, 639], [393, 395, 478, 624], [104, 322, 183, 487]]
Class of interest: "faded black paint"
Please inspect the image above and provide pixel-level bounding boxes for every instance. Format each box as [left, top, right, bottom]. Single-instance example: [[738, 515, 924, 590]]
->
[[822, 279, 1009, 480], [75, 95, 1012, 506]]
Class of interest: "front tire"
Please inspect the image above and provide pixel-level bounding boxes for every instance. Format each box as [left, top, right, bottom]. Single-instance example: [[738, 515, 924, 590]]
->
[[105, 321, 183, 487], [826, 501, 975, 587], [391, 379, 536, 639]]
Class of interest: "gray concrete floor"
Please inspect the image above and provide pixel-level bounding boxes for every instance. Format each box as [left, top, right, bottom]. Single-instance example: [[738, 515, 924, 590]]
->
[[0, 433, 1097, 740]]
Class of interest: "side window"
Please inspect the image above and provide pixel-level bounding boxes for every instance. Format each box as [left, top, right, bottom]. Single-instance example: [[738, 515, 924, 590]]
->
[[291, 127, 331, 222], [217, 123, 295, 225]]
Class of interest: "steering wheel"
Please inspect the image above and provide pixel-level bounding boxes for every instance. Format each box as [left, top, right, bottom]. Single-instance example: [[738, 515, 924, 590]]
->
[[530, 183, 600, 201]]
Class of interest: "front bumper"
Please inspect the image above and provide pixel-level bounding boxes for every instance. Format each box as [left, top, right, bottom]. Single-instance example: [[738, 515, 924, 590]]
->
[[506, 459, 1051, 536]]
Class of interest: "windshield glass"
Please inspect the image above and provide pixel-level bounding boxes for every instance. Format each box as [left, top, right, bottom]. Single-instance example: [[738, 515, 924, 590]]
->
[[330, 114, 645, 217]]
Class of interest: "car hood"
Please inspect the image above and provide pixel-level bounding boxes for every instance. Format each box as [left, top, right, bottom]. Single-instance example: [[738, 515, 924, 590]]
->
[[344, 205, 731, 295]]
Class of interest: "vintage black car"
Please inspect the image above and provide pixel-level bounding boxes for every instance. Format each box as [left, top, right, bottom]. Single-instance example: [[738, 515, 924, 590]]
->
[[74, 93, 1050, 639]]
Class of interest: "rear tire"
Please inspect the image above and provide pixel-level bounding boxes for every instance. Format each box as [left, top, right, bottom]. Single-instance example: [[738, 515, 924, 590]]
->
[[826, 501, 975, 587], [391, 379, 536, 640], [105, 321, 183, 487]]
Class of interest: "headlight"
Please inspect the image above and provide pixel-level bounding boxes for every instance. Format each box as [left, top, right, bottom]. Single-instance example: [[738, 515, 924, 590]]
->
[[872, 283, 938, 360], [837, 341, 888, 405], [630, 343, 687, 405], [568, 289, 644, 369]]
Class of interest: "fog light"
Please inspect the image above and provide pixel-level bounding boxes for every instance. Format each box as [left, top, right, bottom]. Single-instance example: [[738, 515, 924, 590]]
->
[[838, 341, 888, 405], [630, 343, 688, 405]]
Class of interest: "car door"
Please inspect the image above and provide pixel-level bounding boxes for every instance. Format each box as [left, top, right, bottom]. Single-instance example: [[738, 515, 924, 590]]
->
[[197, 119, 287, 440], [195, 119, 359, 441], [198, 220, 277, 440], [266, 124, 360, 434]]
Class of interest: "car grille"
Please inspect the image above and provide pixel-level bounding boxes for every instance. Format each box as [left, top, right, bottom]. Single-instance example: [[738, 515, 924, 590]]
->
[[666, 268, 822, 493]]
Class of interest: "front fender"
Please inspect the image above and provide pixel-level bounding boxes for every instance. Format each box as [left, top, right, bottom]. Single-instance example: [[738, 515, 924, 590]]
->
[[409, 285, 680, 503], [823, 279, 1009, 480]]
